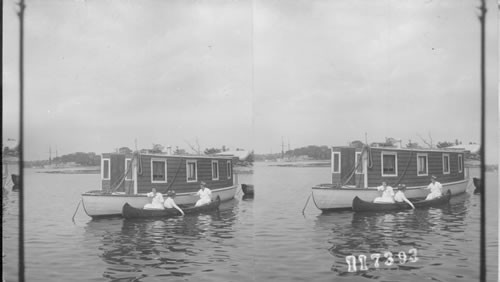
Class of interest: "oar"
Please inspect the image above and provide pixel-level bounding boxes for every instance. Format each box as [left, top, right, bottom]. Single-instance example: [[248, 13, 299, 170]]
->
[[302, 192, 312, 215]]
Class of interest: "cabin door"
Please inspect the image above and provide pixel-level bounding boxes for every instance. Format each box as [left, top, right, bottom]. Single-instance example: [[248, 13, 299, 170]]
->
[[341, 149, 356, 186], [110, 155, 126, 192]]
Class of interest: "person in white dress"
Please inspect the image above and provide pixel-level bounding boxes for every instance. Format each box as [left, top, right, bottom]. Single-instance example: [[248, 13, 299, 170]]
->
[[163, 190, 184, 215], [373, 181, 395, 203], [394, 184, 415, 209], [144, 188, 165, 209], [194, 181, 212, 207], [424, 175, 443, 200]]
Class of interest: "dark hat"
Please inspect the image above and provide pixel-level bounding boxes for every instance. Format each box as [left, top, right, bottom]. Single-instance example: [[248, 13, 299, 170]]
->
[[167, 190, 176, 197], [200, 181, 207, 186], [431, 175, 437, 180], [398, 184, 407, 190]]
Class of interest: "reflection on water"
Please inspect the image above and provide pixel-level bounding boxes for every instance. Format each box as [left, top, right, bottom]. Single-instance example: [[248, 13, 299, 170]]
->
[[318, 192, 478, 280], [83, 199, 242, 281]]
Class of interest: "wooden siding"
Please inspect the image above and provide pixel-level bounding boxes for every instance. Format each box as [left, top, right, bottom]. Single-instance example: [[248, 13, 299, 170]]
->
[[136, 156, 233, 194], [331, 149, 341, 184], [330, 148, 465, 188], [101, 154, 234, 194], [341, 148, 355, 185], [102, 180, 111, 192], [110, 154, 125, 192], [366, 149, 464, 187]]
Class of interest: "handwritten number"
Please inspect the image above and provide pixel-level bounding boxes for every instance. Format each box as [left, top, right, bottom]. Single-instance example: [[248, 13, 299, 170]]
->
[[370, 253, 381, 268], [346, 255, 356, 272], [408, 248, 418, 263], [398, 251, 407, 264], [384, 251, 394, 266], [358, 255, 368, 271]]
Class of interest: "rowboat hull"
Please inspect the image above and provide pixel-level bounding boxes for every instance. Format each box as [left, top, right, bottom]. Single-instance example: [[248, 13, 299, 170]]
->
[[241, 184, 254, 196], [352, 191, 451, 212], [11, 174, 19, 191], [473, 177, 482, 194], [312, 179, 468, 211], [122, 196, 221, 219], [82, 185, 237, 218]]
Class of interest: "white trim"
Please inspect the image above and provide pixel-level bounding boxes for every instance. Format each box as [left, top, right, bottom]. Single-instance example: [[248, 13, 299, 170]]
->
[[132, 159, 138, 194], [416, 153, 428, 176], [125, 158, 132, 181], [332, 152, 341, 174], [186, 160, 198, 183], [381, 152, 398, 177], [442, 154, 450, 174], [355, 152, 363, 174], [101, 158, 111, 180], [458, 154, 463, 173], [227, 160, 232, 179], [212, 160, 219, 180], [151, 158, 167, 183]]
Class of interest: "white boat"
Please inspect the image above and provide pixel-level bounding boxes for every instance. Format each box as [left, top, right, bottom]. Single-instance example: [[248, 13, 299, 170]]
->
[[81, 152, 237, 218], [82, 185, 237, 218], [312, 145, 468, 211]]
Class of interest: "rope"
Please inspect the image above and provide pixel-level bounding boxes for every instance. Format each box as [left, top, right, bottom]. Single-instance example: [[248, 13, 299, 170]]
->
[[71, 199, 82, 222], [341, 145, 370, 186], [110, 157, 134, 192], [393, 151, 414, 187], [163, 158, 184, 193], [302, 192, 312, 215], [109, 150, 146, 193]]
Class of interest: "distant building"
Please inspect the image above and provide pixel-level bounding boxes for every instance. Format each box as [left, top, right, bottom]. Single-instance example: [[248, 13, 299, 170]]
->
[[446, 144, 481, 154], [215, 150, 251, 161]]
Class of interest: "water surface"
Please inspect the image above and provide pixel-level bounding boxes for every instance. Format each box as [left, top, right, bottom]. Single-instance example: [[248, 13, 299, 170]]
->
[[2, 164, 497, 281]]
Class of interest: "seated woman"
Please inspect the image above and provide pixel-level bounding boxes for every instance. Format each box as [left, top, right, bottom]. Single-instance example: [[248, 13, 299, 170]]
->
[[424, 175, 443, 200], [373, 181, 395, 203], [394, 184, 415, 209], [144, 188, 165, 210], [194, 181, 212, 207], [163, 190, 184, 215]]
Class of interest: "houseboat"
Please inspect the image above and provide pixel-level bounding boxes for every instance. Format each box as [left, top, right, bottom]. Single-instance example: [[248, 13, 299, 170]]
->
[[311, 145, 468, 211], [81, 152, 237, 218]]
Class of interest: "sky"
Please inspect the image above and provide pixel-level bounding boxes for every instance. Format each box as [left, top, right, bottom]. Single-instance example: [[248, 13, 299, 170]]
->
[[2, 0, 498, 164]]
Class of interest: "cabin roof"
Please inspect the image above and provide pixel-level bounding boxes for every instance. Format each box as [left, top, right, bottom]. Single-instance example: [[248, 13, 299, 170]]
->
[[331, 146, 466, 154], [102, 152, 235, 160]]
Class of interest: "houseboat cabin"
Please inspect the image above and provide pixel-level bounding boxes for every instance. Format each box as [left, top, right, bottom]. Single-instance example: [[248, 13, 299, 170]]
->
[[331, 146, 465, 188], [100, 152, 235, 195]]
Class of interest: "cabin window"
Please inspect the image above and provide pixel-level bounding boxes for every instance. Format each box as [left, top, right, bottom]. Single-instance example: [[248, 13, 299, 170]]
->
[[102, 158, 110, 180], [355, 152, 363, 174], [186, 160, 198, 182], [125, 158, 132, 180], [212, 160, 219, 180], [227, 160, 232, 179], [332, 152, 341, 174], [381, 152, 397, 176], [443, 154, 450, 174], [151, 159, 167, 183], [458, 154, 463, 173], [417, 154, 428, 176]]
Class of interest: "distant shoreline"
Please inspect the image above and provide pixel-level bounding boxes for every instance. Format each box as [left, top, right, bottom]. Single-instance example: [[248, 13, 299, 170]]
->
[[261, 159, 498, 171], [35, 166, 100, 174]]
